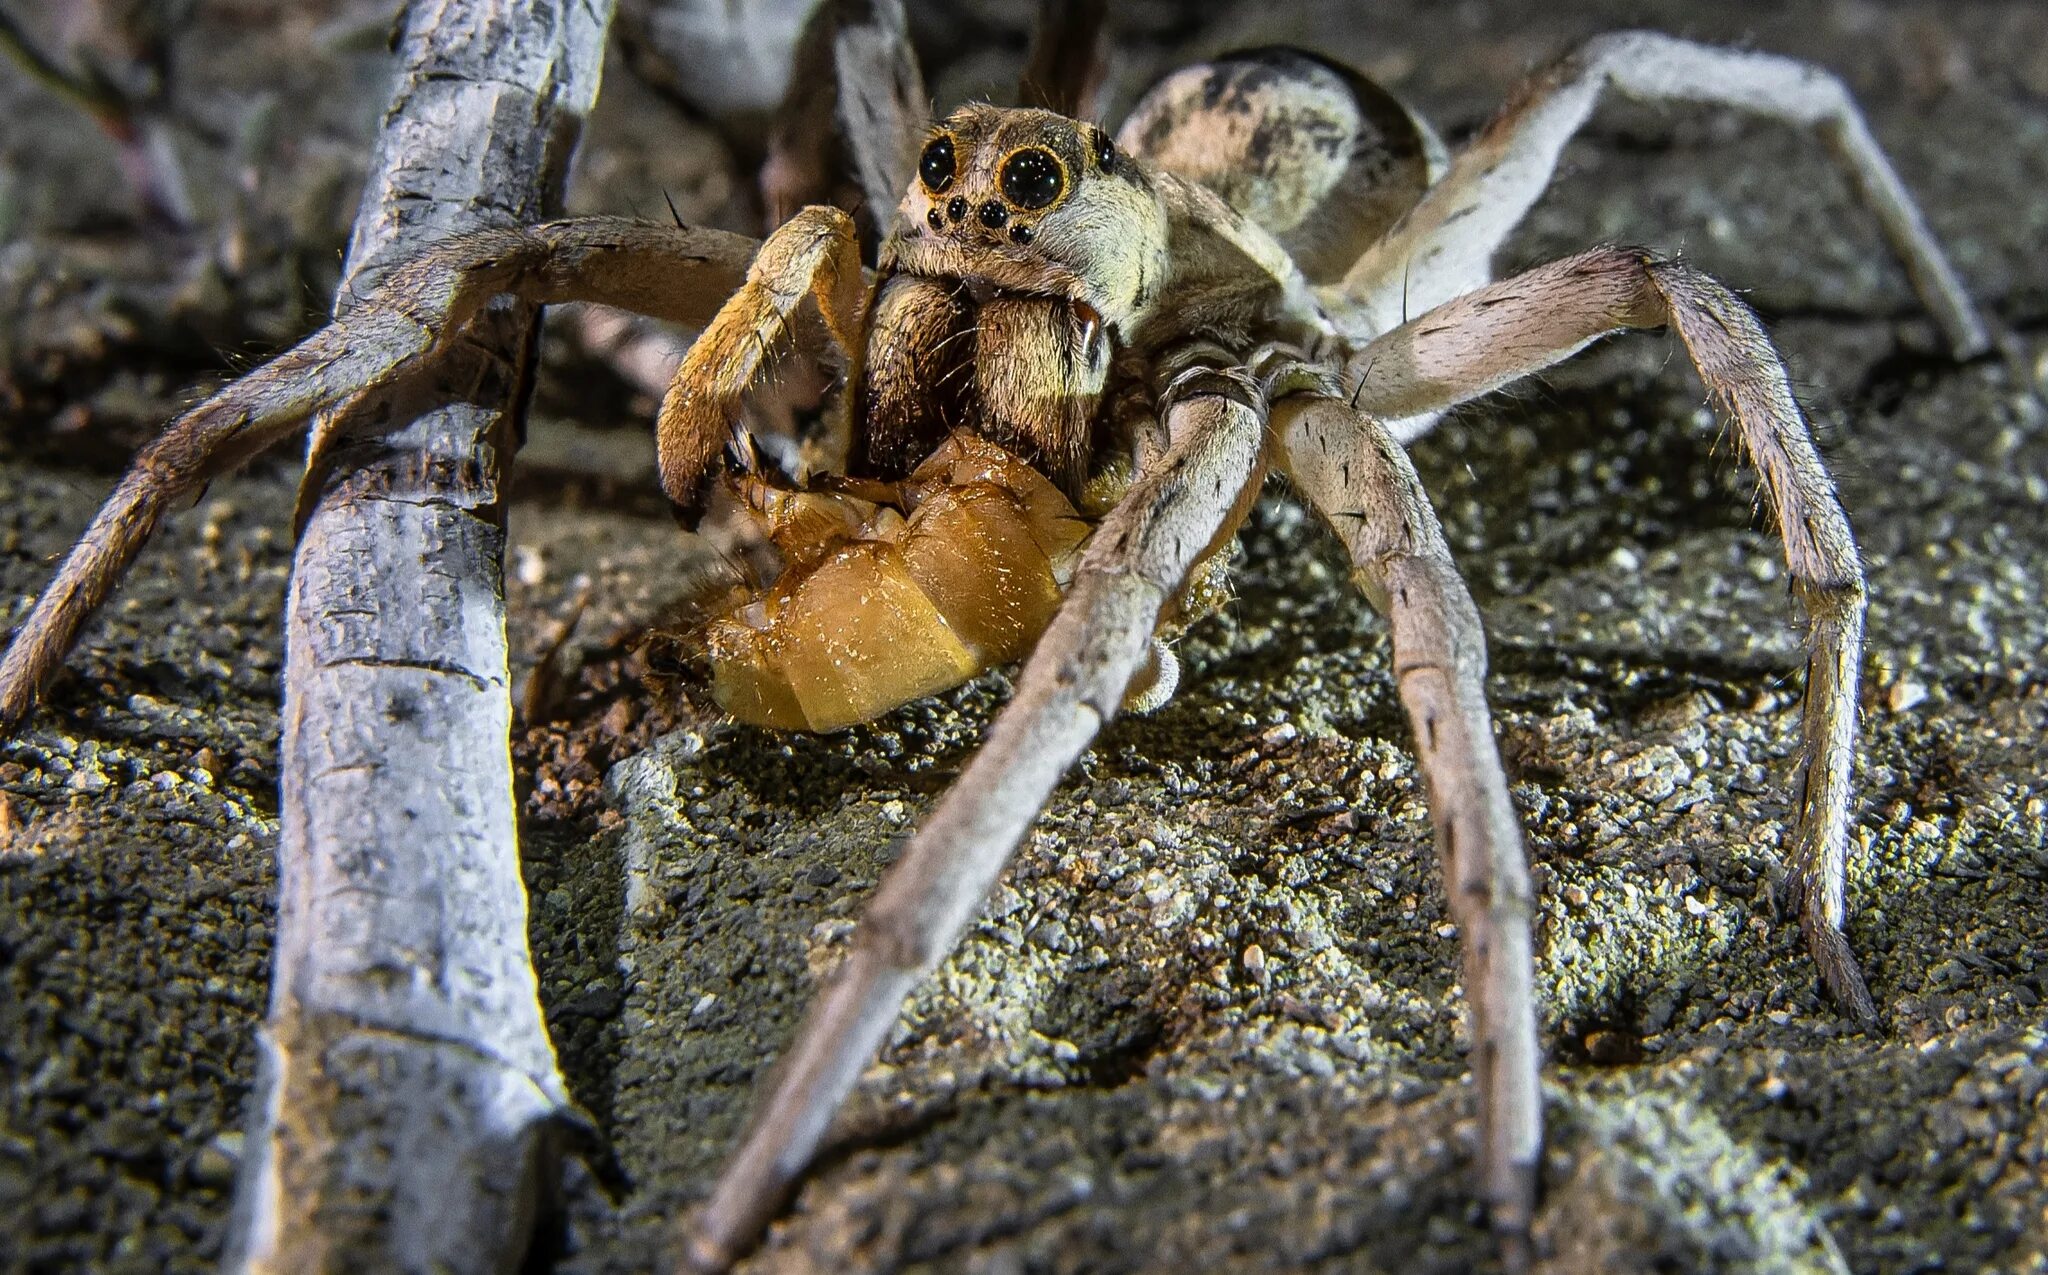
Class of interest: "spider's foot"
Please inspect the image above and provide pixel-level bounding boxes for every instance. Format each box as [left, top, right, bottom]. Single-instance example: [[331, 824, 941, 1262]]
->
[[1800, 907, 1879, 1026], [1779, 871, 1880, 1025], [0, 643, 52, 738], [1121, 638, 1179, 713], [678, 1226, 738, 1275]]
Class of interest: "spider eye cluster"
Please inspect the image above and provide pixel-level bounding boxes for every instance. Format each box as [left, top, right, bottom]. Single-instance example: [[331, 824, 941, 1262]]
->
[[1000, 148, 1063, 209], [919, 135, 956, 193]]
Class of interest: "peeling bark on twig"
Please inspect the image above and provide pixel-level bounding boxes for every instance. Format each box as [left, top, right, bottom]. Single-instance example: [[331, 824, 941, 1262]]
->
[[224, 2, 615, 1271]]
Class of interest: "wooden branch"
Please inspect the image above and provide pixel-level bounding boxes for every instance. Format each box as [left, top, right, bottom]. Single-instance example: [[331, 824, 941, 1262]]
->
[[223, 1, 615, 1270]]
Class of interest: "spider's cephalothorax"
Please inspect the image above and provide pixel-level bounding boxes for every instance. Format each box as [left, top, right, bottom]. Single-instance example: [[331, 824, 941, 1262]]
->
[[856, 105, 1164, 492], [0, 27, 1991, 1275], [680, 88, 1378, 734], [671, 97, 1310, 736]]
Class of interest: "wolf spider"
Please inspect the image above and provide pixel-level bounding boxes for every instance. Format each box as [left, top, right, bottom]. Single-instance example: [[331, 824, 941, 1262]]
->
[[0, 20, 1986, 1274]]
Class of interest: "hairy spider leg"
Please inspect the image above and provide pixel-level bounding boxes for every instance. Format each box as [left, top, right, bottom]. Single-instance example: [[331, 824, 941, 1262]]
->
[[1338, 31, 1988, 368], [1271, 383, 1540, 1267], [1344, 245, 1876, 1021], [0, 217, 760, 732], [1018, 0, 1110, 120], [655, 207, 868, 512]]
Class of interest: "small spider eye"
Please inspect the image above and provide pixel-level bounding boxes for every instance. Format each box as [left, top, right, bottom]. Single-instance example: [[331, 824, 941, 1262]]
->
[[1093, 130, 1116, 173], [1000, 148, 1063, 210], [919, 135, 955, 194]]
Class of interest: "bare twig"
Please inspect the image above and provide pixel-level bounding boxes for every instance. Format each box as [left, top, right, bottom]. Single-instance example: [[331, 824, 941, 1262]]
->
[[759, 0, 927, 235], [617, 0, 821, 120], [223, 2, 615, 1271]]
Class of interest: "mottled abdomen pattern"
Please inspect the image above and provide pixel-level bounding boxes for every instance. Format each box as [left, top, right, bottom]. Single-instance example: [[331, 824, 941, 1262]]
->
[[1120, 47, 1444, 281]]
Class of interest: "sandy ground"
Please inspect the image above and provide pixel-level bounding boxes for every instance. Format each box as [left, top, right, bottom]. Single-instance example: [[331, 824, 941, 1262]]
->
[[1, 2, 2044, 1272]]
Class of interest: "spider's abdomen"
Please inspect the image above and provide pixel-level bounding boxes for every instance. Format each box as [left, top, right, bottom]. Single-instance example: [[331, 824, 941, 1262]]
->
[[704, 431, 1090, 731], [1119, 47, 1444, 282]]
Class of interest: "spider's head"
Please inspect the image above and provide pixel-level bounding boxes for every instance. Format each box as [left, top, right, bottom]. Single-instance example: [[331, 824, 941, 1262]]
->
[[888, 105, 1170, 332]]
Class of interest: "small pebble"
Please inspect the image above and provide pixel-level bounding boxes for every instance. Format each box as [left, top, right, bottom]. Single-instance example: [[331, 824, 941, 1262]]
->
[[1886, 677, 1928, 713], [190, 1146, 234, 1187], [512, 545, 547, 587]]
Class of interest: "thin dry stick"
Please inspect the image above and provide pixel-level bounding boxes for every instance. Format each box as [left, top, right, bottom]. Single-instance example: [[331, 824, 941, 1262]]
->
[[223, 1, 614, 1271]]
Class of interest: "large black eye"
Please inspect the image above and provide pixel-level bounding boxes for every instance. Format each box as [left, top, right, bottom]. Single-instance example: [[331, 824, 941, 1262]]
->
[[919, 135, 955, 193], [1000, 148, 1063, 210]]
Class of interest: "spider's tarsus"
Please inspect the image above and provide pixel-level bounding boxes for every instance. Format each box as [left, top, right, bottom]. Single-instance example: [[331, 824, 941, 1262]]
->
[[0, 677, 36, 738], [1794, 885, 1882, 1024]]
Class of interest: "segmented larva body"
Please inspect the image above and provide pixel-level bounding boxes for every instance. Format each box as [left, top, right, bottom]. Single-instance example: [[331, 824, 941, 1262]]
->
[[704, 430, 1091, 731]]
